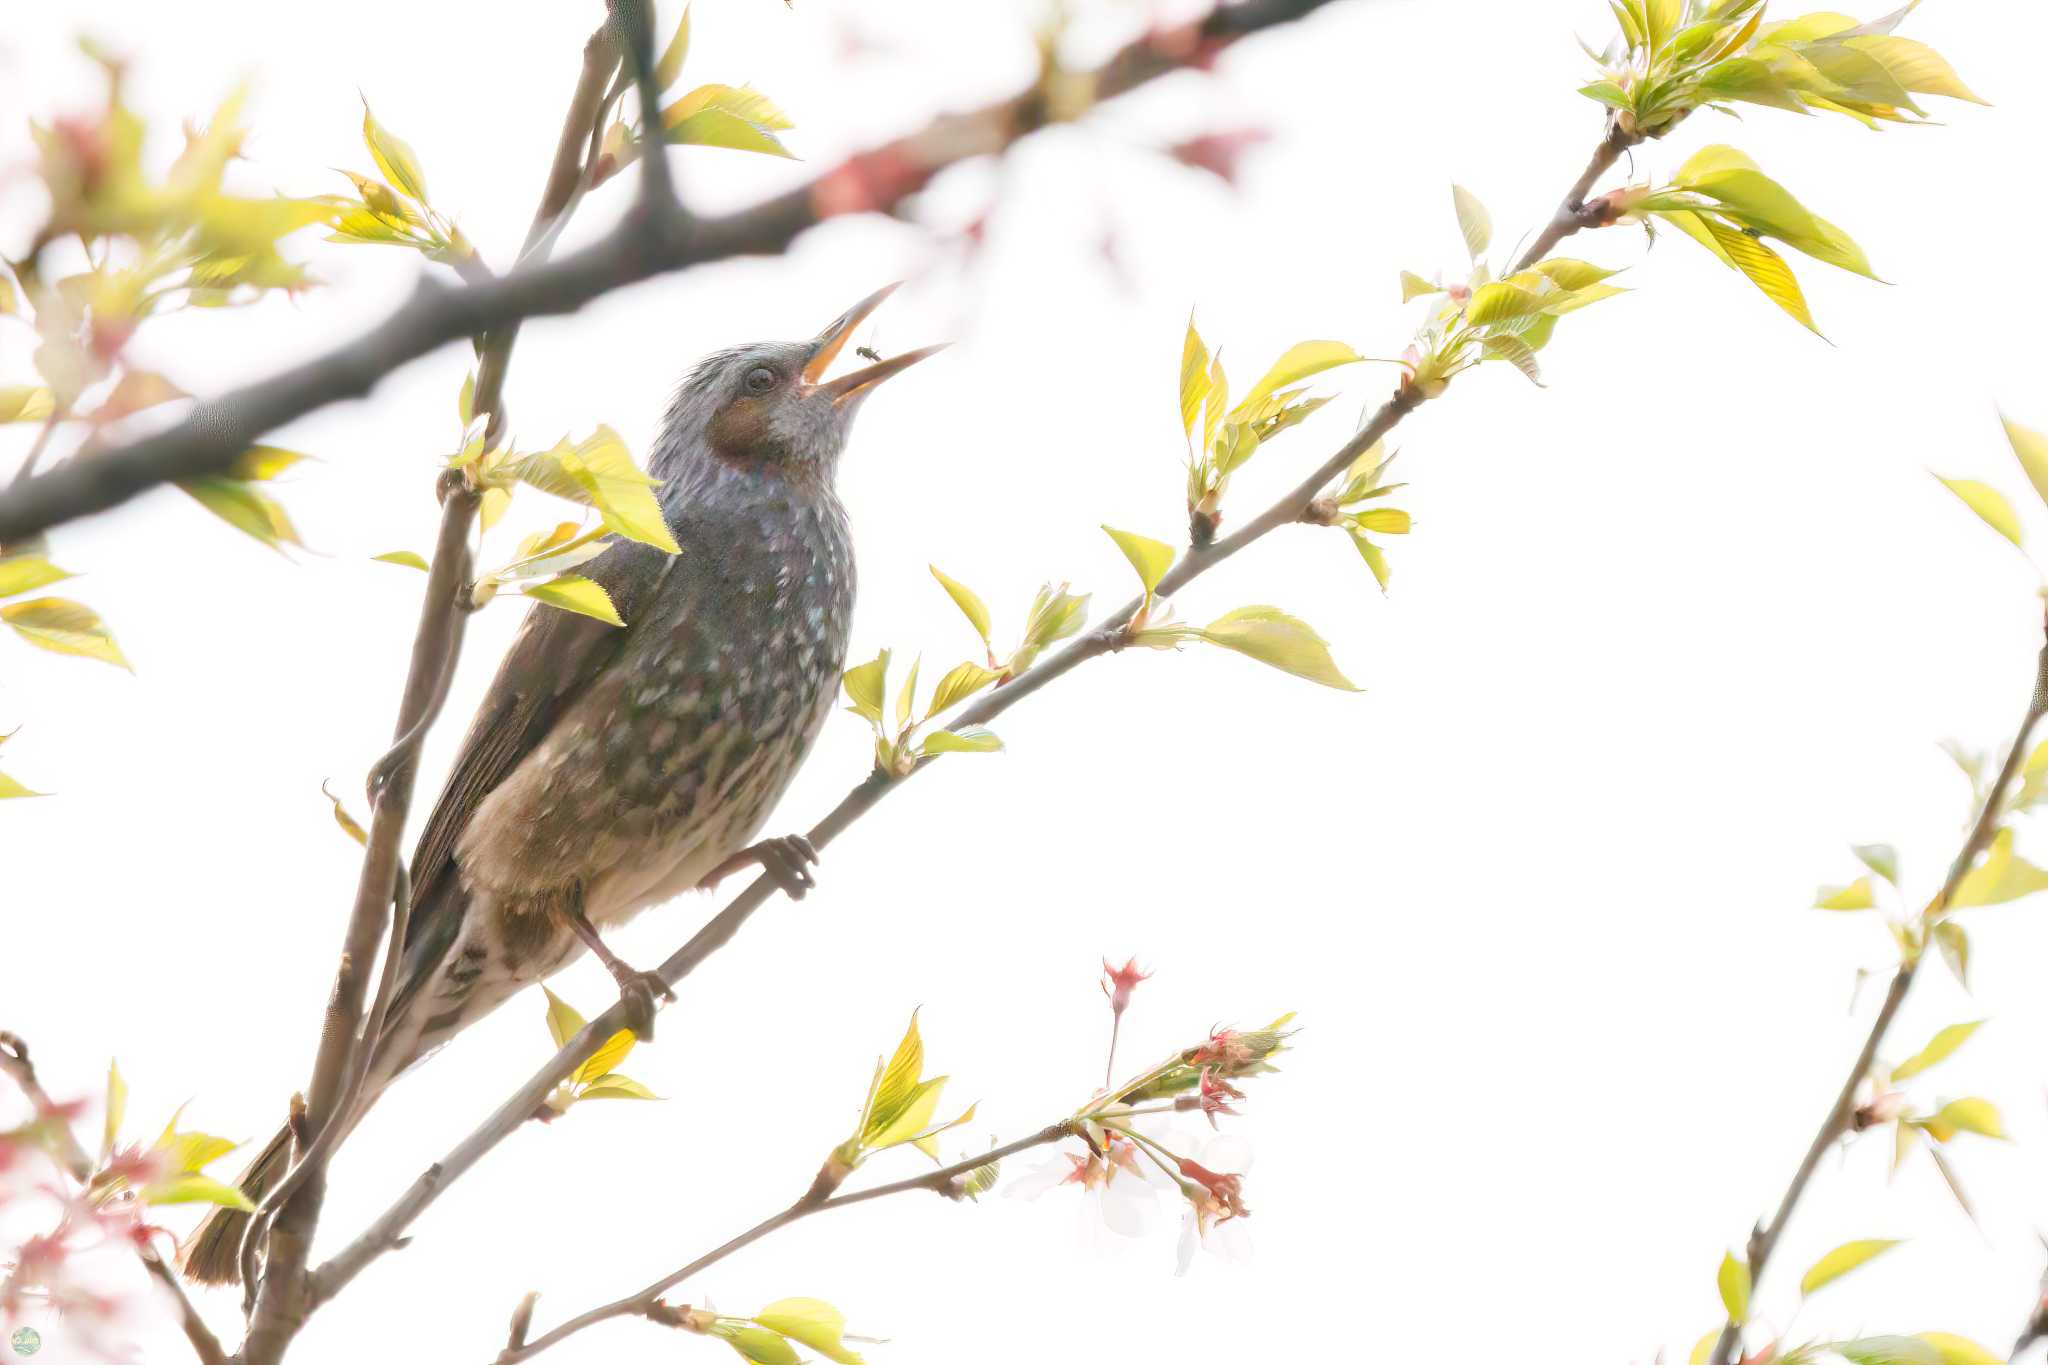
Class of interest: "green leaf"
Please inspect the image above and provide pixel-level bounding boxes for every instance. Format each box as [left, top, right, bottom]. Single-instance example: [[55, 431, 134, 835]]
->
[[752, 1298, 866, 1365], [541, 986, 587, 1050], [926, 661, 1000, 716], [726, 1326, 802, 1365], [655, 2, 692, 90], [1179, 315, 1211, 437], [1717, 1250, 1751, 1323], [102, 1060, 127, 1164], [1833, 1336, 1942, 1365], [1199, 605, 1360, 691], [867, 1012, 926, 1139], [361, 97, 429, 202], [1934, 920, 1970, 987], [321, 780, 368, 846], [0, 769, 42, 799], [2001, 414, 2048, 512], [0, 386, 56, 423], [1951, 827, 2048, 907], [929, 566, 992, 645], [2, 597, 130, 670], [1237, 340, 1363, 414], [920, 725, 1002, 755], [1480, 333, 1543, 385], [1893, 1020, 1983, 1082], [524, 574, 623, 627], [145, 1173, 255, 1211], [1815, 876, 1876, 911], [1926, 1097, 2005, 1141], [1845, 35, 1984, 104], [1352, 508, 1411, 534], [578, 1074, 660, 1101], [1452, 183, 1491, 259], [179, 477, 302, 550], [1399, 270, 1441, 302], [869, 1076, 947, 1149], [1800, 1238, 1902, 1295], [0, 554, 73, 599], [574, 1028, 639, 1088], [457, 371, 475, 428], [1676, 210, 1818, 332], [1102, 525, 1176, 597], [1528, 258, 1623, 291], [229, 446, 310, 482], [531, 426, 680, 554], [1917, 1334, 2006, 1365], [843, 650, 890, 725], [663, 85, 795, 158], [1853, 842, 1899, 885], [373, 550, 429, 571]]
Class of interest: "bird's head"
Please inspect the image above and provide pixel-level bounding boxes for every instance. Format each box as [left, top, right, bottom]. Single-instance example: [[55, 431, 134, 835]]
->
[[653, 283, 943, 488]]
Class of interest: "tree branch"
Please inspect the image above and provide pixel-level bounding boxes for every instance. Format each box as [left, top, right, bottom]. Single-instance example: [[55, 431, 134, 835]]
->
[[0, 0, 1356, 544], [497, 1123, 1075, 1364], [1709, 616, 2048, 1365], [306, 116, 1640, 1313]]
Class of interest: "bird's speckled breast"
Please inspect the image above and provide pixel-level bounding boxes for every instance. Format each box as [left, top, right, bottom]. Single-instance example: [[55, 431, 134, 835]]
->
[[459, 478, 854, 931]]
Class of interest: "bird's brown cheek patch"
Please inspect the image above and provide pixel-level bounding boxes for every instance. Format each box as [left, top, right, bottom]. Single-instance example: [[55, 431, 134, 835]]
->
[[708, 398, 777, 468]]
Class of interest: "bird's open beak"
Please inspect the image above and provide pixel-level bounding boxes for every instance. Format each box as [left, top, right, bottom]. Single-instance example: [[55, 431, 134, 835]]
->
[[803, 282, 946, 406]]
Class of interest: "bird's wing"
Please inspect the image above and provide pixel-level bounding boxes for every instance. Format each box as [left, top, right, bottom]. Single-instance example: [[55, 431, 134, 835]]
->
[[396, 538, 678, 995]]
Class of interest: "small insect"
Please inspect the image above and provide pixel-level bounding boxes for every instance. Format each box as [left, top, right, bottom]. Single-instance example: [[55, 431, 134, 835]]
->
[[855, 346, 882, 362]]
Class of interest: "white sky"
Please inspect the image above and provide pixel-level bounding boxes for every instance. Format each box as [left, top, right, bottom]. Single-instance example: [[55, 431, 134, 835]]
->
[[6, 1, 2048, 1362]]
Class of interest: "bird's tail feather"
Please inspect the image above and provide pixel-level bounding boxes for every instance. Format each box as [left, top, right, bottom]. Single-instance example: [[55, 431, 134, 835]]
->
[[176, 1123, 293, 1286]]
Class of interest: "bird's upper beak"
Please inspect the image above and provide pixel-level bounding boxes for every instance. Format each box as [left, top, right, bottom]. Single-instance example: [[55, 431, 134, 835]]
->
[[803, 282, 947, 406]]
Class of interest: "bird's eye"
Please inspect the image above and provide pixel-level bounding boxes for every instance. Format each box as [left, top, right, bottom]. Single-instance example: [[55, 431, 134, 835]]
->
[[744, 366, 777, 394]]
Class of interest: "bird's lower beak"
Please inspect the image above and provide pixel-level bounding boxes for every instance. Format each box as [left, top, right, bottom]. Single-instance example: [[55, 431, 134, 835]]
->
[[815, 343, 949, 406]]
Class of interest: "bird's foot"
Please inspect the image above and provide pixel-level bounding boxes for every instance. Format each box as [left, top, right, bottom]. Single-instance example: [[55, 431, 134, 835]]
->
[[605, 964, 676, 1041], [705, 834, 820, 901]]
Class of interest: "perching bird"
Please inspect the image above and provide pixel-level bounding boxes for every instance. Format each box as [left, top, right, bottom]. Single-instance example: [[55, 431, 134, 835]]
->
[[180, 285, 939, 1285]]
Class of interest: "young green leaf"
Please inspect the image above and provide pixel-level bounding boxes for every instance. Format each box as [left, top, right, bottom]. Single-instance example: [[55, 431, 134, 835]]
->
[[1950, 828, 2048, 908], [457, 371, 475, 428], [751, 1299, 866, 1365], [0, 387, 56, 423], [725, 1325, 803, 1365], [1237, 340, 1364, 413], [1452, 183, 1491, 259], [1717, 1250, 1750, 1322], [894, 655, 921, 729], [179, 477, 302, 550], [1814, 877, 1876, 911], [1198, 605, 1360, 691], [843, 650, 890, 724], [102, 1061, 127, 1164], [920, 725, 1003, 755], [542, 986, 587, 1050], [0, 554, 73, 599], [373, 550, 429, 571], [2, 597, 130, 670], [1180, 315, 1211, 437], [578, 1075, 660, 1101], [929, 566, 992, 646], [1924, 1097, 2005, 1142], [321, 780, 369, 846], [1102, 525, 1176, 598], [361, 97, 429, 202], [655, 2, 693, 90], [1917, 1334, 2006, 1365], [1799, 1238, 1902, 1296], [1933, 920, 1969, 987], [1892, 1020, 1983, 1082], [2002, 414, 2048, 511], [524, 575, 623, 627], [1853, 842, 1899, 886], [1934, 475, 2023, 546], [926, 662, 1001, 716]]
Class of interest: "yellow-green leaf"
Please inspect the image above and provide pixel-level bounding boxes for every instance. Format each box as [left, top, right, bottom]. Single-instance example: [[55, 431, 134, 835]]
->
[[655, 2, 693, 90], [1179, 315, 1211, 437], [373, 550, 429, 571], [1814, 877, 1877, 911], [868, 1012, 925, 1135], [869, 1075, 946, 1149], [929, 566, 992, 645], [361, 98, 429, 202], [843, 649, 889, 724], [1399, 270, 1440, 302], [2, 597, 130, 670], [919, 724, 1002, 755], [1892, 1021, 1982, 1082], [1352, 507, 1411, 534], [574, 1028, 639, 1088], [1918, 1334, 2005, 1365], [1199, 605, 1360, 691], [0, 770, 42, 799], [145, 1173, 255, 1211], [752, 1298, 865, 1365], [1690, 211, 1818, 332], [1102, 525, 1176, 596], [1452, 183, 1491, 258], [321, 780, 368, 847], [457, 371, 475, 428], [727, 1326, 802, 1365], [1926, 1097, 2005, 1141], [542, 986, 588, 1050], [926, 661, 1000, 716], [0, 387, 56, 423], [894, 655, 921, 729], [1717, 1250, 1750, 1323], [179, 477, 302, 550], [229, 446, 310, 482], [0, 555, 73, 599], [524, 574, 623, 627], [578, 1074, 660, 1101], [1799, 1238, 1902, 1295], [1237, 340, 1363, 414], [2001, 414, 2048, 511], [1950, 827, 2048, 908], [102, 1060, 127, 1163]]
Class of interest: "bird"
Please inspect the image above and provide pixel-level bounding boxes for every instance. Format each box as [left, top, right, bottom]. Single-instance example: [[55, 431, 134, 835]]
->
[[179, 284, 941, 1285]]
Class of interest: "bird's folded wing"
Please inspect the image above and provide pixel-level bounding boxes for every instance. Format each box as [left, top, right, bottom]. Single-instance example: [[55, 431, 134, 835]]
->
[[396, 538, 679, 995]]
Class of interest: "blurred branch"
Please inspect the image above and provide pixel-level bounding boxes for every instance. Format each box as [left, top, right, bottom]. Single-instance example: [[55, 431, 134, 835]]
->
[[496, 1123, 1074, 1364], [307, 108, 1640, 1311], [0, 0, 1355, 544], [1709, 619, 2048, 1365], [0, 1033, 229, 1365]]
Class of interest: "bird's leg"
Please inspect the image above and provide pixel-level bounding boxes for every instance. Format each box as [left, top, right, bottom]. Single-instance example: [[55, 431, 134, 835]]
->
[[703, 834, 820, 901], [555, 900, 674, 1040]]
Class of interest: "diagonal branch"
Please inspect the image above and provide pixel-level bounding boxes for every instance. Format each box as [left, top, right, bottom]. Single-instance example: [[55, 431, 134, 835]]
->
[[496, 1123, 1075, 1364], [0, 0, 1355, 544], [1708, 615, 2048, 1365], [306, 116, 1640, 1313]]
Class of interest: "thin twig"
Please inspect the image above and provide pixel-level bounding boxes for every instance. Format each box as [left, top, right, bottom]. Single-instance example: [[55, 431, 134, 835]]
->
[[0, 0, 1354, 543], [0, 1034, 230, 1365], [498, 1124, 1073, 1364], [1709, 620, 2048, 1365], [309, 116, 1637, 1313]]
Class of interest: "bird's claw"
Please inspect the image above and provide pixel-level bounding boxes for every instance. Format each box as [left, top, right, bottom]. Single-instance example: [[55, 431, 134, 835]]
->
[[609, 967, 675, 1041], [705, 834, 820, 901]]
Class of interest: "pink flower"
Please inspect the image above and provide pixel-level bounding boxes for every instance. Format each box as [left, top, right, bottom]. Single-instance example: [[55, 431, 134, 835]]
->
[[1195, 1070, 1244, 1128], [1101, 958, 1152, 1017]]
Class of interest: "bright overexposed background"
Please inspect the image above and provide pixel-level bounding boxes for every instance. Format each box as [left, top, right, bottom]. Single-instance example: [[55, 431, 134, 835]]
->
[[5, 0, 2048, 1361]]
